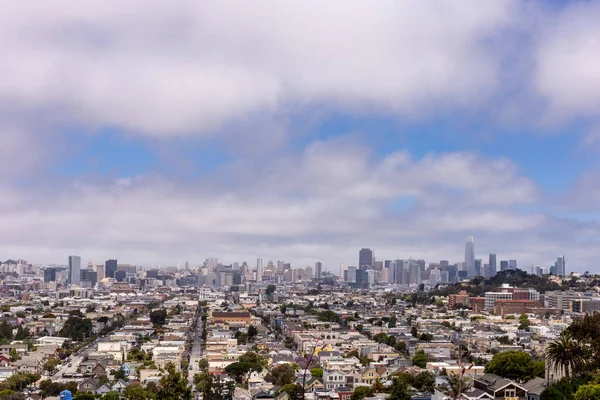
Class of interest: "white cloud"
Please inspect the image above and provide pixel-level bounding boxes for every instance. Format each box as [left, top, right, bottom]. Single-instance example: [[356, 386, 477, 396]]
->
[[0, 1, 518, 136], [0, 140, 573, 269], [534, 1, 600, 122]]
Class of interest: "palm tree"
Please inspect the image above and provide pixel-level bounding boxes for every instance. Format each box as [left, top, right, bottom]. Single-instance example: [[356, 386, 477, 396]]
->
[[546, 331, 585, 379], [371, 377, 385, 393]]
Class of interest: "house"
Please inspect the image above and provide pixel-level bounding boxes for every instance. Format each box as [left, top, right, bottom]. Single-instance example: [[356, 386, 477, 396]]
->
[[473, 373, 528, 399], [323, 369, 346, 390], [432, 387, 493, 400], [111, 379, 129, 393], [302, 376, 324, 392], [234, 388, 253, 400], [335, 387, 353, 400], [92, 362, 106, 376], [95, 384, 113, 395], [361, 366, 380, 385], [523, 377, 546, 400], [78, 378, 100, 393]]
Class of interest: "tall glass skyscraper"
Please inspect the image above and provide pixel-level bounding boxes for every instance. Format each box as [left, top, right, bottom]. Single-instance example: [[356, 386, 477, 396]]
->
[[465, 236, 475, 277], [68, 255, 81, 286]]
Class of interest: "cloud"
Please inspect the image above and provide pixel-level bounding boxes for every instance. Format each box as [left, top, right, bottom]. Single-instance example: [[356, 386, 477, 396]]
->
[[534, 1, 600, 122], [0, 1, 519, 136], [1, 138, 572, 269]]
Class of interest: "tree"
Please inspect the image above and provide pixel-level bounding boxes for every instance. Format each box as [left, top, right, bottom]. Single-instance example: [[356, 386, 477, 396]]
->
[[266, 285, 276, 296], [442, 374, 472, 400], [281, 384, 304, 400], [351, 386, 373, 400], [518, 314, 531, 331], [388, 315, 397, 328], [102, 392, 121, 400], [412, 350, 427, 368], [74, 393, 95, 400], [419, 333, 433, 341], [0, 322, 13, 342], [394, 342, 407, 355], [198, 358, 209, 371], [546, 331, 585, 379], [123, 382, 150, 400], [14, 326, 29, 340], [248, 325, 258, 341], [574, 383, 600, 400], [388, 376, 411, 400], [43, 358, 61, 375], [413, 371, 436, 392], [59, 314, 93, 341], [8, 349, 19, 362], [114, 367, 128, 381], [310, 367, 323, 378], [150, 309, 167, 327], [410, 326, 418, 337], [157, 363, 191, 400], [265, 364, 296, 386], [485, 351, 537, 382]]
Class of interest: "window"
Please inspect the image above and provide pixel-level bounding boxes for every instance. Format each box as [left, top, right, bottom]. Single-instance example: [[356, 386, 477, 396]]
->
[[505, 388, 516, 397]]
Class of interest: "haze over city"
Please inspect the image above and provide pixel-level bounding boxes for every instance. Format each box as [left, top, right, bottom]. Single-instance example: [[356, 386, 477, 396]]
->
[[2, 1, 600, 271]]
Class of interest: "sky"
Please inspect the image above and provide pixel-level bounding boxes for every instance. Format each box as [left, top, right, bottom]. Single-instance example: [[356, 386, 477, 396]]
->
[[2, 1, 600, 272]]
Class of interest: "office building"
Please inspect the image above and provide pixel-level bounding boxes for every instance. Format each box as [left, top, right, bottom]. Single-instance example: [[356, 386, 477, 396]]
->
[[68, 255, 81, 286], [475, 259, 482, 276], [508, 260, 517, 270], [256, 258, 263, 282], [105, 259, 117, 278], [555, 256, 566, 277], [465, 236, 476, 277], [488, 253, 497, 272], [359, 248, 374, 269], [315, 262, 322, 279], [44, 268, 56, 283], [500, 261, 509, 271]]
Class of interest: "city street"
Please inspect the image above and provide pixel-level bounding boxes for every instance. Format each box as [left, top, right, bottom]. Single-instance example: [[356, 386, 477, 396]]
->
[[188, 316, 204, 381]]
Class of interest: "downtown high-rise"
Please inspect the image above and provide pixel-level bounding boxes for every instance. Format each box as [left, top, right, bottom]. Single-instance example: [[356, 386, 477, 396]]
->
[[465, 236, 476, 277], [68, 255, 81, 286]]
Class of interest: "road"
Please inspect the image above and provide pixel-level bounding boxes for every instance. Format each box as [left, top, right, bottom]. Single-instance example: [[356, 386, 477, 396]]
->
[[188, 316, 205, 381], [49, 341, 97, 382]]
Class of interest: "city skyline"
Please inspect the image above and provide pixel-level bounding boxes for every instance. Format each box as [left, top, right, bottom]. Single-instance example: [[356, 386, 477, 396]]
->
[[2, 2, 600, 271]]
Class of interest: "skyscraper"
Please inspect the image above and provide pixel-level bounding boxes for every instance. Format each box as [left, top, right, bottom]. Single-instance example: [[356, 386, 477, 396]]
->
[[105, 259, 117, 278], [315, 262, 322, 279], [359, 248, 374, 269], [68, 255, 81, 286], [555, 256, 566, 276], [508, 260, 517, 270], [465, 236, 476, 277], [44, 268, 56, 283], [489, 253, 497, 272], [475, 259, 482, 276], [256, 258, 263, 282]]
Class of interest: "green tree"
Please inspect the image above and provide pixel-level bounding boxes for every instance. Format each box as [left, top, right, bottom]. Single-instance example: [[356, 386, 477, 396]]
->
[[351, 386, 373, 400], [123, 382, 150, 400], [419, 333, 433, 341], [198, 358, 209, 371], [8, 349, 19, 362], [157, 362, 191, 400], [485, 351, 537, 382], [0, 322, 13, 342], [43, 358, 61, 375], [59, 314, 93, 341], [74, 393, 95, 400], [248, 325, 258, 341], [265, 364, 296, 386], [388, 315, 397, 328], [281, 384, 304, 400], [149, 309, 167, 327], [574, 383, 600, 400], [546, 331, 585, 379], [388, 376, 411, 400], [102, 392, 121, 400], [310, 367, 323, 378], [442, 374, 472, 400], [412, 350, 427, 368], [413, 371, 436, 392], [14, 326, 29, 340]]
